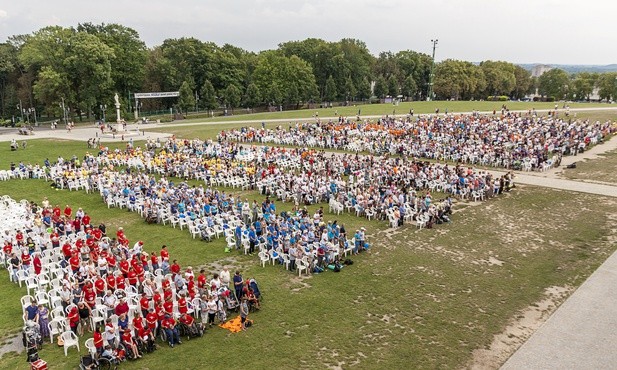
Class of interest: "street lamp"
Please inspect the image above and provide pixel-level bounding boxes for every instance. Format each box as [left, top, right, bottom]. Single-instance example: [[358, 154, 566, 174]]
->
[[100, 104, 107, 122], [427, 39, 439, 101]]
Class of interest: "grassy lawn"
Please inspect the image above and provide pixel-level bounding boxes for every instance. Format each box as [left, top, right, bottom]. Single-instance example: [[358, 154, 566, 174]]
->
[[0, 139, 143, 167], [560, 147, 617, 183], [0, 175, 616, 368]]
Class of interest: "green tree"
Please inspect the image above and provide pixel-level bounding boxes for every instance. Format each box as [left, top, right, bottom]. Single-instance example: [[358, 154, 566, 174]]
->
[[200, 80, 218, 111], [324, 75, 337, 102], [357, 77, 372, 100], [572, 72, 598, 101], [243, 83, 261, 109], [513, 65, 533, 99], [597, 72, 617, 102], [223, 84, 241, 113], [177, 80, 195, 114], [538, 68, 569, 99], [480, 60, 516, 96], [344, 76, 356, 101], [77, 23, 147, 98], [374, 76, 388, 99], [434, 59, 486, 100], [401, 75, 417, 99], [387, 75, 399, 96]]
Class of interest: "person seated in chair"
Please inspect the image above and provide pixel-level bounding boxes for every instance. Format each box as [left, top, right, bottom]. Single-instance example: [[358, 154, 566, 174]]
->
[[121, 328, 141, 358], [161, 314, 181, 348]]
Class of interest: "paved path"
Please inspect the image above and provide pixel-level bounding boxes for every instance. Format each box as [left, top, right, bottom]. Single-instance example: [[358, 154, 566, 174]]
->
[[501, 248, 617, 370]]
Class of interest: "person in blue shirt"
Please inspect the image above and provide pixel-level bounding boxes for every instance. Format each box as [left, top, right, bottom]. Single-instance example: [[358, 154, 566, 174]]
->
[[248, 226, 257, 254], [234, 225, 242, 250], [254, 220, 262, 237]]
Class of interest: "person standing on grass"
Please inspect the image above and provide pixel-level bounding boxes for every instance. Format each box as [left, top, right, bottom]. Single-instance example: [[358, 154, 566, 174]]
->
[[233, 271, 243, 300], [240, 296, 249, 331]]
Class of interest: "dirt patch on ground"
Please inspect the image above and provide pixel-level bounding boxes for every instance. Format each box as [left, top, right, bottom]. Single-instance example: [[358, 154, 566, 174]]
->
[[467, 285, 572, 370], [0, 335, 22, 359]]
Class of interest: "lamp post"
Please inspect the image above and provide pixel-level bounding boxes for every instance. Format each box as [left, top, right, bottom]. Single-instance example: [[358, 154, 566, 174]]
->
[[100, 104, 107, 122], [31, 108, 37, 126], [18, 100, 24, 123], [427, 39, 438, 101], [23, 108, 29, 124]]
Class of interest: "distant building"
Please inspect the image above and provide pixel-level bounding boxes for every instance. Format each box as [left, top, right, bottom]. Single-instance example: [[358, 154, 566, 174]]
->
[[531, 64, 552, 78]]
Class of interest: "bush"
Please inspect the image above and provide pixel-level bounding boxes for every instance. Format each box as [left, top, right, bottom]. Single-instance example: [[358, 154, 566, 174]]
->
[[487, 95, 509, 101]]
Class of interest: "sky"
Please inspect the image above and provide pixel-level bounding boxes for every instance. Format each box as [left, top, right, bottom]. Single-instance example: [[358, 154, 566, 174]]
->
[[0, 0, 616, 65]]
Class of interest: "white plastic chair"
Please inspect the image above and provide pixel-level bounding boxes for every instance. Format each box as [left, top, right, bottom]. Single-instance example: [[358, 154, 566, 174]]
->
[[85, 338, 96, 357], [60, 330, 80, 356], [48, 318, 65, 343]]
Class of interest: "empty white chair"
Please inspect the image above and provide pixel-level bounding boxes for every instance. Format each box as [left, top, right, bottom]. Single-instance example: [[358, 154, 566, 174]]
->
[[60, 331, 80, 356], [84, 338, 96, 357]]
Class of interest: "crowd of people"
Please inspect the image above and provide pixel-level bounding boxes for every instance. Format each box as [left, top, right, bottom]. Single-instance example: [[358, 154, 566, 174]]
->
[[219, 112, 616, 171], [1, 196, 259, 366]]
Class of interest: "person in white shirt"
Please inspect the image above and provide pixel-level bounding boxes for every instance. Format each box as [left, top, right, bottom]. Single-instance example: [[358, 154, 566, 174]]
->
[[220, 267, 230, 288]]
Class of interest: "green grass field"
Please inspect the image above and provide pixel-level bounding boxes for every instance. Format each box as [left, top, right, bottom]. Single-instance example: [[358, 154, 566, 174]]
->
[[0, 108, 616, 369]]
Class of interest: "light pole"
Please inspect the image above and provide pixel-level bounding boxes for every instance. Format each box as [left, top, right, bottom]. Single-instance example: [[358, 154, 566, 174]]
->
[[18, 100, 24, 123], [100, 104, 107, 122], [61, 98, 67, 125], [31, 108, 37, 126], [427, 39, 438, 101]]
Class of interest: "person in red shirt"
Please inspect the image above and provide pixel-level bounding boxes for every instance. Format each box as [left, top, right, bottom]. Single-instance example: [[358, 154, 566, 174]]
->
[[150, 252, 159, 271], [146, 308, 158, 331], [63, 205, 72, 218], [69, 254, 80, 273], [82, 214, 91, 227], [197, 270, 207, 293], [32, 253, 42, 275], [106, 254, 117, 270], [115, 275, 126, 290], [140, 253, 149, 270], [93, 328, 104, 357], [2, 242, 12, 258], [84, 289, 97, 310], [170, 260, 181, 275], [127, 269, 138, 286], [132, 312, 145, 332], [179, 312, 195, 327], [139, 293, 150, 317], [187, 277, 196, 300], [21, 250, 31, 269], [93, 276, 105, 295], [121, 329, 141, 358], [62, 242, 72, 260], [163, 288, 173, 302], [130, 256, 140, 270], [73, 217, 81, 233], [161, 314, 181, 347], [153, 290, 162, 306], [114, 298, 129, 316], [68, 306, 80, 334], [119, 258, 130, 277], [160, 245, 169, 261], [177, 294, 188, 315], [138, 325, 155, 352], [91, 227, 101, 241], [163, 299, 173, 315], [134, 264, 145, 282], [15, 231, 24, 246], [106, 274, 116, 291]]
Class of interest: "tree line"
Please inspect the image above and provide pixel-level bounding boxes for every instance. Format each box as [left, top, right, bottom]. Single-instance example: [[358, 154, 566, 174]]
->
[[0, 23, 615, 121]]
